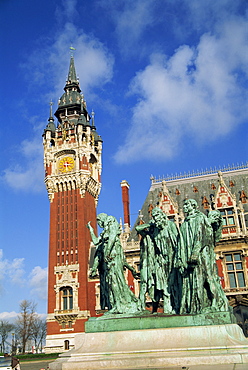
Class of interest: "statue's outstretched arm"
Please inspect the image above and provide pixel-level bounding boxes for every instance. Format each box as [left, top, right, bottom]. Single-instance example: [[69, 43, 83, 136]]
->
[[86, 221, 99, 245]]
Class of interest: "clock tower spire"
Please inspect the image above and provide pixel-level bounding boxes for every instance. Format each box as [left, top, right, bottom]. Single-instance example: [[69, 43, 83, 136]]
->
[[43, 55, 102, 353]]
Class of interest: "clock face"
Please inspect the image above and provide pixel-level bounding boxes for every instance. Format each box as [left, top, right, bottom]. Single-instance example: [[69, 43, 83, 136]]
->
[[58, 156, 75, 173]]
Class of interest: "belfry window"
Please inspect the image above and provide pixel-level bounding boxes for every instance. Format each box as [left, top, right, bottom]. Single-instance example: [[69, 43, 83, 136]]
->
[[224, 253, 246, 288], [61, 287, 73, 310]]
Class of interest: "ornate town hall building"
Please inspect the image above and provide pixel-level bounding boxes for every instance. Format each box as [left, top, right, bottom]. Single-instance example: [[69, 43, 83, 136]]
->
[[43, 56, 102, 352]]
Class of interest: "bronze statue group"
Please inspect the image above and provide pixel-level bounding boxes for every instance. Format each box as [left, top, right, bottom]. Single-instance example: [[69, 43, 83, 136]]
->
[[88, 199, 229, 316]]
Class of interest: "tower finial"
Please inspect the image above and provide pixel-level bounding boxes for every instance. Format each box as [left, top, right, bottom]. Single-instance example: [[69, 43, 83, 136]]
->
[[67, 51, 77, 84], [70, 46, 76, 57], [49, 100, 54, 119], [91, 110, 95, 126], [45, 100, 55, 133]]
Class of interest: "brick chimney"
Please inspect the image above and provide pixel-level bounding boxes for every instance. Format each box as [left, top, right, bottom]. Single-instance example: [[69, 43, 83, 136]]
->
[[120, 180, 130, 230]]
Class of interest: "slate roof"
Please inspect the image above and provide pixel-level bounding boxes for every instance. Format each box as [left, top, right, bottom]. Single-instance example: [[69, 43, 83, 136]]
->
[[130, 164, 248, 241]]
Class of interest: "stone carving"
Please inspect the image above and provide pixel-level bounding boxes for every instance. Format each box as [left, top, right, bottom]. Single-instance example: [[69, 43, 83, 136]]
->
[[136, 208, 178, 313], [88, 213, 142, 314]]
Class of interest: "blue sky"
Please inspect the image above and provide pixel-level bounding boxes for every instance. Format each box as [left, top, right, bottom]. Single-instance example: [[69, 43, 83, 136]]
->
[[0, 0, 247, 318]]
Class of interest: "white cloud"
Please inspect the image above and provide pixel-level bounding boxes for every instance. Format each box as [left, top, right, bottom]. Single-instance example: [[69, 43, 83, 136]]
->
[[48, 22, 114, 101], [61, 0, 78, 21], [29, 266, 48, 301], [0, 250, 25, 292], [99, 0, 245, 58], [181, 0, 244, 32], [112, 0, 155, 57], [10, 23, 114, 192], [2, 136, 44, 192], [114, 16, 248, 163], [0, 251, 47, 314], [22, 22, 114, 104], [0, 311, 19, 324], [0, 311, 47, 322], [4, 2, 114, 192], [97, 0, 151, 54]]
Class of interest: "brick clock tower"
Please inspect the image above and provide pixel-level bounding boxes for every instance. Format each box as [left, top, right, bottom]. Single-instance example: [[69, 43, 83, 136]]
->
[[43, 56, 102, 352]]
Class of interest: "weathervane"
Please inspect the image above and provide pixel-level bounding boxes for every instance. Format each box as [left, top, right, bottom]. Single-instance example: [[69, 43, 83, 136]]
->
[[70, 45, 76, 56]]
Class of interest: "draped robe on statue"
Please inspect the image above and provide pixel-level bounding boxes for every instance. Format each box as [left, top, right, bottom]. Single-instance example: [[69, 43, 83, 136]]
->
[[179, 210, 213, 314], [103, 216, 142, 314], [178, 210, 229, 314], [137, 218, 178, 313]]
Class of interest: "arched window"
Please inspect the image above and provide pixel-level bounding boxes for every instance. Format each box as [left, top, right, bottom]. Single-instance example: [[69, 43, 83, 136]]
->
[[61, 287, 73, 310], [64, 340, 70, 350]]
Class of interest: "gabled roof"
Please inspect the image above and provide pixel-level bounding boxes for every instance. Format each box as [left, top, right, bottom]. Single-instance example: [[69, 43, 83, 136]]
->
[[129, 164, 248, 240]]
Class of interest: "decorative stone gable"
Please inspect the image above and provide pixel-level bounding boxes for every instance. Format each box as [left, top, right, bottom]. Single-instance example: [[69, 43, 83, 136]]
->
[[215, 171, 236, 208], [213, 171, 240, 237], [158, 180, 178, 215]]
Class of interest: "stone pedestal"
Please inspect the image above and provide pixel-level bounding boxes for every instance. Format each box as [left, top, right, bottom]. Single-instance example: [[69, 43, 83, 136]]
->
[[85, 310, 236, 332], [49, 313, 248, 370]]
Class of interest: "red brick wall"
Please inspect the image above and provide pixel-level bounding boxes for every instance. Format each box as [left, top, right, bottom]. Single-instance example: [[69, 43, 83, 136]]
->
[[47, 193, 58, 315], [47, 188, 97, 336]]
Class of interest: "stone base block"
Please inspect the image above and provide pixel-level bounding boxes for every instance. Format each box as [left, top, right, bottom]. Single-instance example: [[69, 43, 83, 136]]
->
[[49, 323, 248, 370], [85, 310, 236, 333], [45, 333, 76, 354]]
